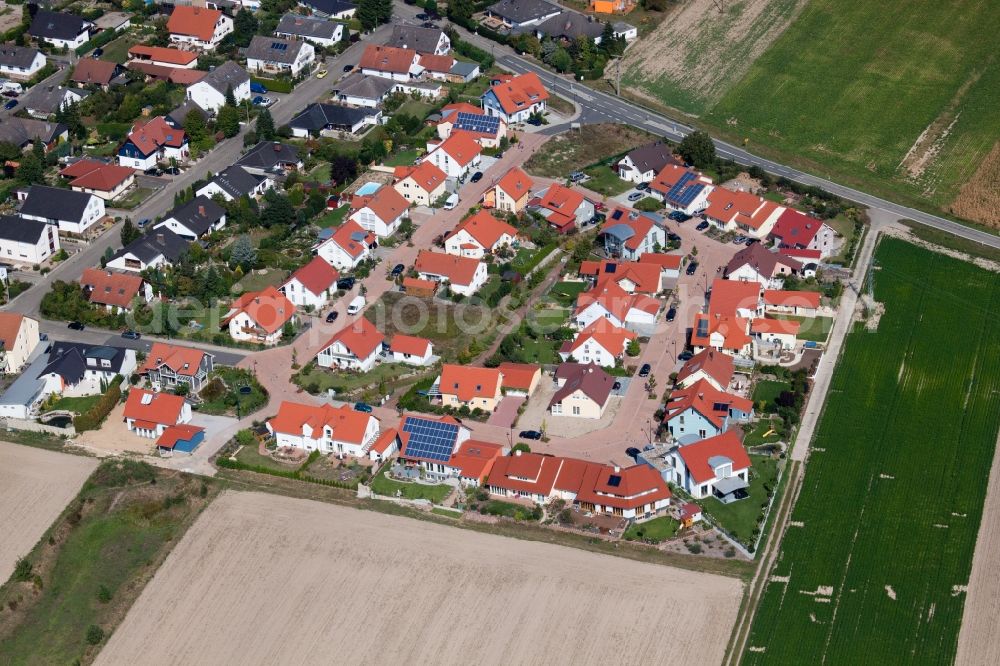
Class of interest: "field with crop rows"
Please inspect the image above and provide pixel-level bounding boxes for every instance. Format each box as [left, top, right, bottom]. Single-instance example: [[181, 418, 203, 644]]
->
[[743, 238, 1000, 663]]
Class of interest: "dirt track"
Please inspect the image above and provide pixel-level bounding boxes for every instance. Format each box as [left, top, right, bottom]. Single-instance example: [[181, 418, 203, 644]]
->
[[0, 441, 97, 582], [956, 429, 1000, 665], [97, 491, 743, 665]]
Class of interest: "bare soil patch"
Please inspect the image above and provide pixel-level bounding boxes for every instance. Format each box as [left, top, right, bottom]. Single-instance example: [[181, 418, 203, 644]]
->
[[98, 491, 744, 665], [523, 123, 655, 178], [0, 442, 97, 583], [950, 141, 1000, 229]]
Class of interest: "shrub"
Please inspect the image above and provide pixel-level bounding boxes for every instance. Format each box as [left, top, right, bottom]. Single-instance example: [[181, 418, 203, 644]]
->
[[86, 625, 104, 645], [73, 377, 123, 432], [13, 557, 32, 582], [97, 584, 112, 603]]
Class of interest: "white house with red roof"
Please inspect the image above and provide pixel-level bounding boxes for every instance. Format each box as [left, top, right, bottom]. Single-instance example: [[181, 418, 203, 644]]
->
[[533, 184, 594, 233], [388, 334, 433, 366], [498, 362, 541, 397], [139, 342, 214, 393], [436, 102, 507, 148], [675, 349, 734, 392], [117, 116, 189, 170], [579, 259, 662, 295], [316, 219, 377, 271], [663, 379, 753, 441], [349, 185, 409, 238], [573, 280, 660, 331], [167, 6, 233, 51], [280, 256, 340, 310], [493, 166, 533, 213], [559, 319, 636, 367], [423, 130, 482, 179], [690, 313, 752, 357], [395, 413, 505, 485], [444, 210, 518, 259], [123, 388, 192, 439], [725, 243, 803, 289], [666, 431, 752, 502], [481, 71, 548, 124], [639, 252, 683, 280], [358, 44, 421, 82], [750, 318, 800, 351], [599, 207, 665, 260], [317, 318, 385, 372], [393, 161, 447, 207], [64, 162, 135, 201], [702, 188, 783, 239], [222, 286, 296, 344], [650, 165, 714, 216], [436, 364, 504, 412], [414, 250, 488, 297], [768, 208, 839, 258], [267, 401, 380, 457]]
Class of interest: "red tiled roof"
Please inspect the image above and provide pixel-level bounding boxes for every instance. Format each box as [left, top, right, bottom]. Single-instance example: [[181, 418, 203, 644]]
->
[[351, 185, 409, 224], [572, 463, 671, 511], [70, 164, 134, 192], [497, 362, 539, 391], [156, 424, 204, 449], [329, 219, 376, 259], [222, 286, 295, 334], [779, 247, 822, 261], [59, 158, 106, 179], [284, 256, 339, 295], [140, 342, 207, 378], [394, 161, 446, 193], [415, 250, 482, 287], [769, 208, 825, 248], [709, 278, 761, 318], [574, 280, 659, 321], [71, 59, 118, 86], [124, 389, 186, 427], [126, 61, 205, 84], [690, 313, 751, 352], [487, 72, 549, 115], [762, 289, 821, 309], [432, 130, 481, 167], [128, 45, 199, 66], [448, 440, 504, 481], [368, 428, 399, 455], [488, 451, 562, 497], [0, 312, 26, 352], [582, 260, 661, 295], [359, 44, 416, 74], [447, 210, 517, 251], [126, 116, 186, 157], [402, 276, 437, 292], [322, 317, 385, 359], [675, 349, 734, 389], [725, 243, 802, 278], [537, 184, 583, 230], [677, 431, 751, 484], [600, 207, 654, 252], [389, 334, 431, 357], [664, 379, 753, 429], [167, 5, 223, 41], [496, 166, 532, 200], [268, 401, 375, 445], [80, 268, 144, 308], [561, 318, 635, 358], [418, 53, 454, 73], [639, 252, 683, 270], [649, 164, 710, 196], [703, 187, 779, 230], [440, 364, 502, 402]]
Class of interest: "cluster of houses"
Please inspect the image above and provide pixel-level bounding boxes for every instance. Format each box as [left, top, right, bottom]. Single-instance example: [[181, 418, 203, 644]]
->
[[482, 0, 638, 41]]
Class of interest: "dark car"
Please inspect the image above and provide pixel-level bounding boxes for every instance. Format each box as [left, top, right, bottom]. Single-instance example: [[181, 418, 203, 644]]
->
[[391, 263, 405, 276], [336, 277, 356, 290], [638, 363, 651, 378], [470, 171, 483, 183], [325, 310, 339, 323], [3, 99, 17, 110], [1, 90, 18, 98], [612, 381, 622, 391], [415, 12, 428, 19], [343, 64, 354, 73], [422, 21, 438, 28], [68, 321, 85, 331], [250, 81, 268, 94], [121, 330, 141, 340], [636, 181, 650, 192], [92, 47, 103, 58], [144, 166, 162, 176], [746, 238, 759, 246], [678, 350, 694, 361], [626, 446, 641, 459], [668, 211, 691, 222], [686, 261, 699, 276], [163, 166, 180, 176], [353, 402, 373, 413], [667, 232, 681, 242], [696, 220, 710, 231], [137, 218, 151, 229], [666, 307, 676, 322], [519, 430, 543, 440]]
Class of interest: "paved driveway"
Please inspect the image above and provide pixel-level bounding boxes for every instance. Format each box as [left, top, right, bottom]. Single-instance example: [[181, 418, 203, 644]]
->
[[487, 395, 524, 428]]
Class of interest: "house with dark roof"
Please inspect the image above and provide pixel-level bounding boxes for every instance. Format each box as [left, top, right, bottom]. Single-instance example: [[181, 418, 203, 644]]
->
[[296, 0, 357, 19], [165, 99, 207, 130], [70, 59, 124, 90], [28, 9, 92, 50], [675, 349, 735, 393], [236, 141, 302, 175], [0, 116, 67, 151], [186, 61, 250, 114], [246, 35, 315, 77], [140, 342, 214, 393], [549, 362, 615, 419], [154, 196, 226, 240], [485, 0, 561, 29], [106, 228, 190, 273], [0, 215, 60, 264], [18, 185, 105, 235], [0, 45, 46, 81], [386, 25, 450, 56], [275, 13, 345, 48], [768, 208, 840, 258], [195, 165, 271, 202], [288, 103, 380, 138], [117, 116, 189, 171], [25, 85, 88, 119], [36, 341, 136, 399], [724, 243, 802, 288], [332, 73, 395, 108], [535, 12, 605, 43]]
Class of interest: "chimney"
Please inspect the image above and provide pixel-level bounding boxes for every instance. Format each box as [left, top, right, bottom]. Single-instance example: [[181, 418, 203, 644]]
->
[[106, 270, 113, 277], [156, 233, 165, 245], [613, 465, 620, 473], [198, 205, 205, 216], [515, 449, 522, 456], [273, 143, 281, 152], [255, 297, 261, 304]]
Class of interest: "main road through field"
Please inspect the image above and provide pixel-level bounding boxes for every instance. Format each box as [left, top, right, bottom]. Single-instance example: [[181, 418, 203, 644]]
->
[[449, 25, 1000, 252]]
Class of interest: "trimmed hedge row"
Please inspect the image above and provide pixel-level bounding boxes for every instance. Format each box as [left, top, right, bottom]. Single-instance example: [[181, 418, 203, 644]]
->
[[74, 28, 119, 57], [73, 377, 123, 432]]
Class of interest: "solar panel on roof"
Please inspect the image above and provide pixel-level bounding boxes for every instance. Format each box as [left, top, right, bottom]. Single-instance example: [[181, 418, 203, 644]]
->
[[697, 319, 709, 337], [607, 474, 622, 487], [454, 112, 500, 135], [402, 416, 460, 462], [272, 42, 288, 51]]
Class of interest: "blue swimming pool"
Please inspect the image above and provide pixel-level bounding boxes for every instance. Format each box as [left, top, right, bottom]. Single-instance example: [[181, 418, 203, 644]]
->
[[355, 182, 381, 196]]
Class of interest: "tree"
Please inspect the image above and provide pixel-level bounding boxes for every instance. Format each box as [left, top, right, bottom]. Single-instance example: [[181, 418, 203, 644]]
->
[[233, 9, 258, 47], [678, 130, 716, 169], [183, 108, 207, 143], [120, 218, 142, 246], [217, 104, 241, 138], [423, 0, 437, 14], [447, 0, 473, 24], [329, 155, 358, 185], [225, 85, 237, 108], [600, 22, 615, 52], [626, 339, 641, 357], [16, 151, 44, 185], [260, 191, 295, 227], [31, 138, 44, 165], [256, 107, 275, 141], [357, 0, 382, 30], [230, 234, 257, 270], [548, 47, 572, 73]]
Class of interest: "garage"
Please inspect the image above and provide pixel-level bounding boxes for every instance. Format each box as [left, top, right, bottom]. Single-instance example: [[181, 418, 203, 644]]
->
[[156, 425, 205, 454]]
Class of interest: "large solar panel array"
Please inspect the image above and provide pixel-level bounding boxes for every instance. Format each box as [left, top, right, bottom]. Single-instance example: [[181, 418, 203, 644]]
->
[[665, 171, 705, 208], [455, 112, 500, 135], [402, 416, 460, 462]]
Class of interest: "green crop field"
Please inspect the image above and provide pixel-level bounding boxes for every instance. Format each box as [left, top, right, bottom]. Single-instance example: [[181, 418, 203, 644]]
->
[[743, 238, 1000, 663], [711, 0, 1000, 212]]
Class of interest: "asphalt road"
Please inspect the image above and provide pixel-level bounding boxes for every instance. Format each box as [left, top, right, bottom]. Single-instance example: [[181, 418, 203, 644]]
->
[[39, 324, 247, 366], [452, 27, 1000, 251]]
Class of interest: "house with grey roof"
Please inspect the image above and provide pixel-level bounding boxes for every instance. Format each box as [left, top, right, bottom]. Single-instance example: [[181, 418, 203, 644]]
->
[[617, 141, 682, 184], [288, 103, 380, 138], [107, 228, 190, 273], [186, 61, 250, 114], [386, 25, 450, 56], [28, 9, 93, 50], [246, 35, 315, 77], [18, 184, 105, 235], [549, 363, 615, 419], [25, 85, 88, 119], [0, 215, 61, 265], [166, 99, 207, 129], [485, 0, 561, 29], [154, 195, 227, 240], [35, 341, 136, 400], [275, 13, 345, 48], [332, 73, 395, 108], [236, 141, 303, 175], [535, 12, 605, 43], [0, 117, 68, 151], [195, 165, 272, 202], [0, 45, 46, 82], [296, 0, 356, 19]]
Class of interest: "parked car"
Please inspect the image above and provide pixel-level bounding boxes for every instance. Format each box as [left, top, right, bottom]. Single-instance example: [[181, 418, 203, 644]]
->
[[686, 261, 699, 276], [626, 446, 641, 459], [390, 263, 405, 276], [627, 191, 644, 202], [638, 363, 651, 378], [3, 99, 17, 110], [121, 330, 141, 340], [137, 218, 151, 229], [470, 171, 483, 183], [252, 96, 273, 107], [415, 12, 429, 19], [667, 232, 681, 242], [636, 181, 650, 191], [316, 69, 328, 79], [569, 171, 586, 183], [163, 166, 180, 176], [343, 64, 354, 73], [519, 430, 542, 440], [422, 21, 438, 28], [1, 90, 18, 98], [336, 276, 356, 290], [68, 321, 85, 331], [666, 307, 676, 322], [696, 220, 710, 231], [353, 402, 373, 413], [746, 238, 759, 246], [325, 310, 339, 323], [733, 235, 747, 244], [668, 210, 691, 222], [250, 81, 267, 94], [346, 295, 365, 315], [678, 350, 694, 361], [144, 166, 162, 176], [91, 47, 103, 58]]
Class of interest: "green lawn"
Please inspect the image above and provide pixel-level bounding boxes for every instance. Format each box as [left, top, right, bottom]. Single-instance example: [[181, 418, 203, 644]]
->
[[315, 206, 348, 228], [395, 99, 434, 120], [234, 443, 301, 473], [384, 149, 420, 167], [293, 362, 416, 401], [547, 280, 587, 307], [233, 268, 286, 293], [100, 34, 139, 64], [198, 367, 268, 417], [583, 164, 631, 197], [112, 187, 153, 210], [743, 419, 783, 448], [370, 472, 452, 503], [751, 380, 790, 412], [306, 163, 331, 183], [47, 394, 102, 413], [743, 238, 1000, 664], [703, 454, 779, 547], [769, 314, 833, 343], [623, 516, 679, 543]]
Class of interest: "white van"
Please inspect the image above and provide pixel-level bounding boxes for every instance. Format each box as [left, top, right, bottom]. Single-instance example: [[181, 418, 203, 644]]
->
[[443, 193, 458, 210], [346, 295, 366, 315], [1, 81, 23, 94]]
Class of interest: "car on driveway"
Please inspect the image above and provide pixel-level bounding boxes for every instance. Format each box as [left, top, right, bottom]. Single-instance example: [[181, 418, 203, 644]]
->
[[668, 211, 691, 222], [667, 232, 681, 242], [746, 238, 759, 246], [626, 446, 641, 459], [121, 330, 141, 340], [636, 181, 650, 191], [354, 402, 373, 413], [686, 261, 699, 276], [163, 166, 180, 176], [470, 171, 483, 183], [68, 321, 85, 331], [144, 166, 162, 176], [415, 12, 428, 19], [519, 430, 542, 440], [638, 363, 651, 377], [612, 380, 622, 391], [678, 350, 694, 361], [4, 99, 17, 110], [336, 276, 356, 290], [391, 263, 405, 276], [666, 307, 676, 322], [733, 235, 747, 244], [137, 218, 151, 229], [343, 64, 354, 73], [627, 191, 644, 202], [250, 82, 267, 94], [92, 47, 103, 58], [325, 310, 339, 323], [252, 96, 272, 107], [696, 220, 710, 231]]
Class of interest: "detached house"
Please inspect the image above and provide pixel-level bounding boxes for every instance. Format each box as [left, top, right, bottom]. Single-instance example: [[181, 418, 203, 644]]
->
[[558, 319, 636, 368], [598, 207, 665, 260], [288, 103, 380, 138], [690, 313, 752, 357], [393, 161, 447, 207], [750, 317, 800, 351], [167, 6, 233, 51], [386, 25, 450, 55], [280, 256, 339, 309], [663, 379, 753, 441], [106, 228, 189, 273], [349, 185, 409, 238], [675, 348, 734, 392], [0, 45, 46, 82], [196, 165, 271, 202], [580, 259, 663, 295], [268, 401, 380, 457], [436, 103, 506, 148], [359, 44, 421, 82], [709, 278, 762, 320], [485, 0, 562, 30], [275, 13, 345, 48], [26, 85, 88, 119], [0, 215, 60, 265], [155, 196, 226, 240], [493, 166, 533, 213], [128, 45, 199, 69], [762, 289, 821, 318], [29, 10, 92, 50], [0, 313, 40, 375], [68, 163, 135, 201], [424, 130, 482, 179], [703, 188, 783, 239], [316, 219, 377, 271], [79, 268, 153, 313], [444, 210, 517, 259], [617, 141, 681, 184], [297, 0, 357, 19], [246, 35, 315, 77], [236, 141, 303, 176], [532, 184, 593, 233], [481, 71, 548, 124], [436, 364, 503, 412], [123, 389, 192, 440], [414, 249, 488, 297], [186, 61, 251, 114], [118, 116, 189, 171], [140, 342, 215, 393], [498, 362, 541, 397], [388, 334, 433, 366], [222, 286, 296, 344], [332, 73, 395, 108], [768, 208, 839, 258], [19, 185, 105, 235], [724, 243, 802, 289], [70, 59, 123, 90], [573, 280, 660, 330], [35, 342, 136, 400], [549, 363, 615, 419], [666, 431, 752, 503], [650, 165, 714, 216], [316, 317, 385, 372]]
